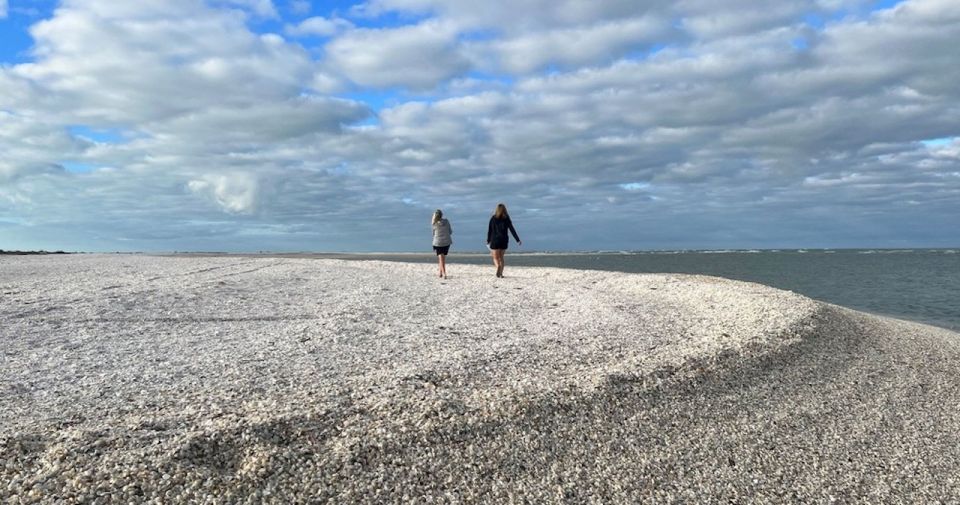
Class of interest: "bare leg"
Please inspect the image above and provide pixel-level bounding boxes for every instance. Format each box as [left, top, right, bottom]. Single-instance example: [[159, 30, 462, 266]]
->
[[490, 248, 499, 275], [496, 250, 505, 277], [439, 254, 447, 278], [437, 255, 443, 277]]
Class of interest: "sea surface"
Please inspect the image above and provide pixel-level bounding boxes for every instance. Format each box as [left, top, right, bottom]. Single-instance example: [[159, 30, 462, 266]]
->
[[318, 249, 960, 332]]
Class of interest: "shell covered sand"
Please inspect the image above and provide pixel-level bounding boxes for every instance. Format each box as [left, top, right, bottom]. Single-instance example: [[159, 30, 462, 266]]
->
[[2, 255, 960, 503]]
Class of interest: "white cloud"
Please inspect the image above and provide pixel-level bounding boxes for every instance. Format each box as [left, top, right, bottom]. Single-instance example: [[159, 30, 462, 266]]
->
[[356, 0, 666, 32], [285, 16, 353, 37], [325, 21, 470, 89], [210, 0, 278, 18], [3, 0, 960, 251], [288, 0, 311, 15], [9, 1, 319, 124], [0, 111, 87, 181], [676, 0, 810, 39], [477, 16, 671, 74], [0, 0, 8, 18], [188, 173, 261, 213]]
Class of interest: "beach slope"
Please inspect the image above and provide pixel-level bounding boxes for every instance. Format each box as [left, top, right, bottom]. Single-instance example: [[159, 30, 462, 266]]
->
[[2, 255, 959, 502]]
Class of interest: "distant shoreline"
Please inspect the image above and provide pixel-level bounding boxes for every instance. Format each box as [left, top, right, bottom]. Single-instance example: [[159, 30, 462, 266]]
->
[[151, 247, 960, 258], [0, 250, 71, 255]]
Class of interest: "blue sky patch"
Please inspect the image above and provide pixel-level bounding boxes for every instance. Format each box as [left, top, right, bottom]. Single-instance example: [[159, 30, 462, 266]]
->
[[803, 13, 826, 29], [0, 4, 49, 64], [921, 137, 955, 148], [68, 125, 129, 144], [338, 89, 403, 112]]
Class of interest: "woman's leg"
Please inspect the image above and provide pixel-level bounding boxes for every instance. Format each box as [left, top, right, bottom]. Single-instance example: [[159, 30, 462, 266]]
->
[[437, 253, 443, 277], [439, 254, 447, 278], [490, 248, 499, 274], [496, 250, 505, 277]]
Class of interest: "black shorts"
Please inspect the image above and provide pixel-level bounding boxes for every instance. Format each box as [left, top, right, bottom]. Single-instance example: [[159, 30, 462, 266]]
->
[[433, 245, 450, 255]]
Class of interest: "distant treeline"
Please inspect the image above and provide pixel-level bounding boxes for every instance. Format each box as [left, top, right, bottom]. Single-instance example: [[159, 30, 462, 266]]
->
[[0, 250, 70, 255]]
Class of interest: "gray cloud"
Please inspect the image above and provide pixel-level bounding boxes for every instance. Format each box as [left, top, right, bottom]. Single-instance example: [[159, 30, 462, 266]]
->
[[1, 0, 959, 251], [356, 0, 668, 32], [324, 20, 470, 89], [473, 16, 672, 74], [676, 0, 811, 39]]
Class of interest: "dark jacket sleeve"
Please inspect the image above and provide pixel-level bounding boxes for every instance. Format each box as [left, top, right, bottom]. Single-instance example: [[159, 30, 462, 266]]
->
[[507, 218, 520, 242], [487, 217, 494, 244]]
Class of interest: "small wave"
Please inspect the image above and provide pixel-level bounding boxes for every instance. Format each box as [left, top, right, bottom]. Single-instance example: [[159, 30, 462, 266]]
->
[[858, 249, 920, 254]]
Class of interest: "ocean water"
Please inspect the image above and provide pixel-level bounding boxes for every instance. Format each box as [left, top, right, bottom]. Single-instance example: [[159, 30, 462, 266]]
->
[[328, 249, 960, 332]]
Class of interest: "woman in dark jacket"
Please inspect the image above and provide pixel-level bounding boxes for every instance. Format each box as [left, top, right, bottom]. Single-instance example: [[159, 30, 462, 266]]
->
[[486, 203, 521, 278]]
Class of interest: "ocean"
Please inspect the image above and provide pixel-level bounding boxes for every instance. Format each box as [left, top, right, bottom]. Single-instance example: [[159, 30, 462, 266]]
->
[[323, 249, 960, 332]]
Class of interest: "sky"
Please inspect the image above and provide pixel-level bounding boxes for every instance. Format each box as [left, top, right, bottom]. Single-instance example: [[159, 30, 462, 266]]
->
[[1, 0, 958, 252]]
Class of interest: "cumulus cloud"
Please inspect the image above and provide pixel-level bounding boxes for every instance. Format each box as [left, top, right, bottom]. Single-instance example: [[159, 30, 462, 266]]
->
[[2, 0, 959, 251], [356, 0, 666, 32], [676, 0, 810, 39], [210, 0, 278, 18], [0, 111, 88, 181], [5, 1, 320, 125], [324, 20, 470, 89], [188, 173, 261, 213], [475, 16, 671, 74], [0, 0, 375, 249], [285, 16, 353, 37]]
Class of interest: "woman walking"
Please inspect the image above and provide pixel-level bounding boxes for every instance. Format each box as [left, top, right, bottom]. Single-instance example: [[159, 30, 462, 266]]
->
[[486, 203, 521, 278], [432, 209, 453, 278]]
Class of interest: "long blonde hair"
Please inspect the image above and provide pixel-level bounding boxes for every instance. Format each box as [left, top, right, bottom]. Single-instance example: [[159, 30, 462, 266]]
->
[[493, 203, 508, 219], [432, 209, 443, 225]]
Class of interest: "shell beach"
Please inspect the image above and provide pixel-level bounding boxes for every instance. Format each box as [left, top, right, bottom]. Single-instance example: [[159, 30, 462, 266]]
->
[[2, 255, 959, 503]]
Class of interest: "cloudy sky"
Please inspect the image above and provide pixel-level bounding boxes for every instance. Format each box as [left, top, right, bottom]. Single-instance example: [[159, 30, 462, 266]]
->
[[1, 0, 958, 252]]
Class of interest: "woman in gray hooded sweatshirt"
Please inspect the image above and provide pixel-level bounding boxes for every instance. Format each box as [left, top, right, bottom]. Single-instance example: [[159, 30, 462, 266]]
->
[[431, 209, 453, 278]]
